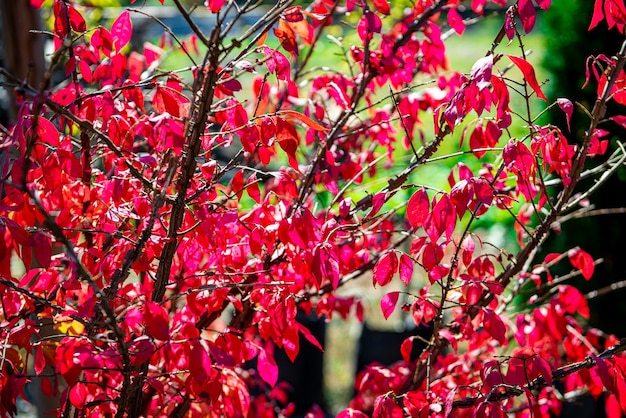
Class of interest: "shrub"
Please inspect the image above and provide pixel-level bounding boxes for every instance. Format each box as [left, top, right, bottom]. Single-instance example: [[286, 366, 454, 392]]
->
[[1, 0, 626, 417]]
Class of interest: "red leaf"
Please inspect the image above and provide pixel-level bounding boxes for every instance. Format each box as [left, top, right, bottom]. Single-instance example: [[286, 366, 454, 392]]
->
[[34, 347, 46, 375], [111, 10, 132, 51], [367, 192, 387, 219], [606, 394, 622, 418], [190, 342, 212, 383], [246, 173, 261, 203], [231, 170, 244, 200], [483, 308, 507, 346], [461, 235, 475, 267], [258, 348, 278, 387], [592, 355, 615, 393], [533, 356, 552, 386], [357, 11, 382, 42], [429, 193, 455, 241], [152, 85, 189, 117], [518, 0, 536, 33], [260, 46, 291, 81], [312, 244, 340, 290], [144, 302, 170, 341], [91, 27, 113, 57], [447, 8, 465, 35], [568, 247, 595, 280], [373, 251, 398, 287], [506, 55, 547, 101], [33, 233, 52, 269], [53, 0, 69, 39], [206, 0, 227, 13], [399, 254, 413, 286], [68, 5, 86, 32], [34, 116, 60, 147], [274, 26, 298, 55], [6, 219, 35, 247], [337, 409, 369, 418], [557, 98, 574, 131], [371, 0, 390, 15], [589, 0, 605, 30], [373, 394, 404, 418], [282, 327, 300, 362], [69, 383, 88, 408], [381, 291, 400, 320], [406, 188, 429, 229], [299, 323, 324, 351], [276, 117, 300, 171], [400, 337, 415, 362], [615, 371, 626, 413]]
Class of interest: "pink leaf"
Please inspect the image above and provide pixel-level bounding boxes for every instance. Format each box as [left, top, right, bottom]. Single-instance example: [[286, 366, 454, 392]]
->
[[557, 98, 574, 131], [447, 8, 465, 35], [399, 254, 414, 286], [258, 348, 278, 387], [568, 247, 595, 280], [373, 251, 398, 287], [470, 55, 493, 90], [406, 188, 429, 229], [507, 55, 547, 101], [111, 10, 133, 51], [381, 291, 400, 320]]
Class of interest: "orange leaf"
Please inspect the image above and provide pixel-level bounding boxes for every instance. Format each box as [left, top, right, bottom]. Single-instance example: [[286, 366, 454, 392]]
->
[[278, 110, 328, 131]]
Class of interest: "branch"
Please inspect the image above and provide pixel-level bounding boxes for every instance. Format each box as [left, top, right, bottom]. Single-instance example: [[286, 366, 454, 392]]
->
[[452, 338, 626, 409]]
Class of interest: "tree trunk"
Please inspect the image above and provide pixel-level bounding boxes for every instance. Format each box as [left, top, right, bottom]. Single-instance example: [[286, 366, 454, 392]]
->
[[0, 2, 45, 122]]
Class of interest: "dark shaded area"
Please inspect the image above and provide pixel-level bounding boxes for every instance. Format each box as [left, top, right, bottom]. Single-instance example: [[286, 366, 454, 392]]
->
[[355, 322, 431, 374], [273, 311, 328, 417]]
